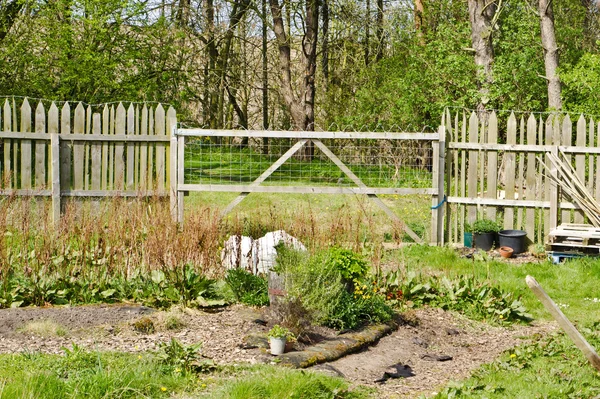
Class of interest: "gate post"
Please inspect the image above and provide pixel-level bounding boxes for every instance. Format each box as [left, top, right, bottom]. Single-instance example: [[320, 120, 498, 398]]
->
[[431, 126, 446, 246]]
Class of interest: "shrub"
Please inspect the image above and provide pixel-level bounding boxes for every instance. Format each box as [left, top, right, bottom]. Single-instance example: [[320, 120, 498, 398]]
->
[[225, 268, 269, 307], [472, 219, 500, 234], [276, 246, 393, 330]]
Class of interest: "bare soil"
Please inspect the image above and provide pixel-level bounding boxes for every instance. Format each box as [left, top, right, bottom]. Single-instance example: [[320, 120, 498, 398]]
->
[[0, 304, 554, 397]]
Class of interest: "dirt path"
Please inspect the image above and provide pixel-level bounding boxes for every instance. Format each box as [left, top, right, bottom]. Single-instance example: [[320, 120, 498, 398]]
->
[[0, 304, 555, 397], [313, 308, 555, 398]]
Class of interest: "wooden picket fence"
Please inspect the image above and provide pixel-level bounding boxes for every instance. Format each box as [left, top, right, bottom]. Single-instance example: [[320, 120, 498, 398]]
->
[[444, 109, 600, 245], [0, 98, 177, 224]]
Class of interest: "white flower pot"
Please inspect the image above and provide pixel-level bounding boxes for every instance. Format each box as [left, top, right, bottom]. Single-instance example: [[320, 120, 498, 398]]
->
[[269, 337, 286, 355]]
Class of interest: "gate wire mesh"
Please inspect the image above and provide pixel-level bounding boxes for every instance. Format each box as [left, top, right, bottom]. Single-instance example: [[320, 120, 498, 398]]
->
[[183, 136, 435, 188]]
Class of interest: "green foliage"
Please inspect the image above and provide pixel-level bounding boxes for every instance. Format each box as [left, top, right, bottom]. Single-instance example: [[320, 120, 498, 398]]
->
[[156, 338, 215, 373], [267, 324, 291, 339], [328, 247, 369, 282], [276, 246, 393, 330], [0, 264, 223, 310], [471, 219, 501, 234], [382, 271, 531, 324], [225, 268, 269, 307]]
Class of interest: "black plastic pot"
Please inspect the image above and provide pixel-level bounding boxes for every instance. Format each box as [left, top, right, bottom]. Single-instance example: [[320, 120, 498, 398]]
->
[[473, 232, 496, 251], [498, 230, 527, 254]]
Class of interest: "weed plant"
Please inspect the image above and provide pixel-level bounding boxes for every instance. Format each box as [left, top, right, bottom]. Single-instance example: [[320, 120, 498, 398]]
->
[[225, 268, 269, 307]]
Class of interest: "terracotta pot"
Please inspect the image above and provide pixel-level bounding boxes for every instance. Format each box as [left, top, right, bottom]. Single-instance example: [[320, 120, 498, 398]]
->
[[499, 246, 514, 259]]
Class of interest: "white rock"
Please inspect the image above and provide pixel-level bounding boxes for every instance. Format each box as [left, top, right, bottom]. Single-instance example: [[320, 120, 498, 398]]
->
[[221, 235, 254, 272]]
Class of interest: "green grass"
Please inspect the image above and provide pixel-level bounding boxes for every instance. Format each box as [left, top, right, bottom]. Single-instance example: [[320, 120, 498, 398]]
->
[[0, 349, 198, 399], [428, 332, 600, 399], [389, 245, 600, 325], [205, 365, 374, 399]]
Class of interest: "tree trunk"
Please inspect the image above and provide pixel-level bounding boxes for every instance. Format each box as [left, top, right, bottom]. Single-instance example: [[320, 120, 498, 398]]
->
[[322, 0, 329, 81], [467, 0, 497, 122], [365, 0, 370, 65], [539, 0, 562, 111], [262, 0, 269, 154], [269, 0, 319, 159], [376, 0, 384, 60], [0, 0, 24, 41], [204, 0, 219, 128], [414, 0, 424, 45]]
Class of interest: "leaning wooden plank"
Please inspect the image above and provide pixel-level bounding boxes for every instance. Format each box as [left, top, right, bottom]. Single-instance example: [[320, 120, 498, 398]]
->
[[114, 103, 126, 190], [20, 99, 32, 190], [561, 114, 572, 224], [526, 275, 600, 372], [73, 103, 85, 191], [139, 105, 148, 192], [60, 103, 71, 190], [575, 115, 586, 223], [504, 112, 517, 229], [126, 104, 135, 190], [155, 104, 166, 191], [91, 113, 101, 190], [48, 103, 59, 188], [34, 102, 46, 189], [467, 112, 478, 224], [102, 105, 109, 190], [525, 114, 537, 242], [516, 117, 526, 230], [486, 111, 498, 220], [3, 100, 11, 187]]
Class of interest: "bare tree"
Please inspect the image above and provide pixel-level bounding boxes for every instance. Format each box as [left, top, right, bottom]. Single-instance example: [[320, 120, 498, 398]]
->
[[269, 0, 319, 158], [539, 0, 562, 110], [467, 0, 499, 120]]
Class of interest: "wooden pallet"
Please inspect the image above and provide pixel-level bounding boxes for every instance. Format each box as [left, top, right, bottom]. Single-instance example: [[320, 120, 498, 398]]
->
[[547, 224, 600, 254]]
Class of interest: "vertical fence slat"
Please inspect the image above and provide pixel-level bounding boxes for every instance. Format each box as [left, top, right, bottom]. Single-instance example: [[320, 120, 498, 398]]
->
[[60, 103, 71, 191], [148, 107, 155, 189], [575, 115, 586, 223], [561, 115, 572, 224], [543, 116, 553, 240], [126, 104, 135, 190], [114, 103, 125, 190], [478, 118, 486, 206], [51, 133, 60, 227], [12, 98, 17, 185], [84, 105, 92, 190], [48, 103, 59, 188], [550, 115, 562, 232], [73, 103, 85, 191], [467, 112, 478, 224], [460, 112, 467, 236], [504, 112, 517, 229], [3, 100, 11, 187], [155, 104, 166, 192], [91, 113, 101, 190], [102, 105, 109, 190], [168, 106, 177, 221], [453, 112, 459, 243], [134, 105, 140, 189], [516, 116, 526, 230], [20, 99, 32, 190], [525, 114, 537, 242], [34, 102, 46, 189], [486, 111, 498, 221], [109, 106, 115, 190], [140, 105, 148, 192]]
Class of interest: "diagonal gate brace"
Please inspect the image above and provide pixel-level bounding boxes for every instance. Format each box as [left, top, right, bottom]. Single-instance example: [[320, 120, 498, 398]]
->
[[311, 140, 423, 244]]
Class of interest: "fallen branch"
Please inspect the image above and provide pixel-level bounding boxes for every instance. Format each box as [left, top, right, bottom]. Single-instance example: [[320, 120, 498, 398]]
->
[[526, 275, 600, 372]]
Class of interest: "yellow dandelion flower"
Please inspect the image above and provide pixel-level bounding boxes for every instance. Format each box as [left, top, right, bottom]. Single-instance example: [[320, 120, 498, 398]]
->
[[138, 355, 142, 360], [201, 384, 207, 388], [160, 387, 167, 392]]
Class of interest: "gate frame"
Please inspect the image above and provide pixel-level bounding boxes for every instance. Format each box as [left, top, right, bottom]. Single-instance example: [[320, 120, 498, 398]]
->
[[170, 128, 447, 245]]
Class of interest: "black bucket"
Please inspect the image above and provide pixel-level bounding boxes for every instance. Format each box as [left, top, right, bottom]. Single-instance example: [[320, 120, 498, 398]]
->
[[473, 232, 496, 251], [498, 230, 527, 254]]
